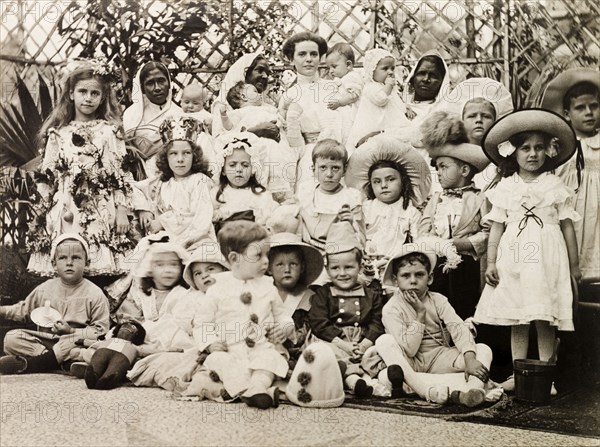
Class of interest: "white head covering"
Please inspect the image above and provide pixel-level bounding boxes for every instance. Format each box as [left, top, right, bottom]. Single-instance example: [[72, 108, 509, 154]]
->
[[50, 233, 90, 260], [182, 239, 229, 290], [402, 50, 451, 106], [213, 131, 269, 187], [212, 52, 265, 138], [134, 231, 189, 279], [362, 49, 395, 83], [216, 51, 263, 105], [123, 61, 181, 132]]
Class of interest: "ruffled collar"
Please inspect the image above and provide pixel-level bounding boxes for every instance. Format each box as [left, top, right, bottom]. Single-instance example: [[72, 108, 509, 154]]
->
[[581, 132, 600, 149]]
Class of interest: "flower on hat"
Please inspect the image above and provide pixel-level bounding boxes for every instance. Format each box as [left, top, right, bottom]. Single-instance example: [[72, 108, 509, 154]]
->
[[546, 137, 559, 158], [497, 140, 516, 158]]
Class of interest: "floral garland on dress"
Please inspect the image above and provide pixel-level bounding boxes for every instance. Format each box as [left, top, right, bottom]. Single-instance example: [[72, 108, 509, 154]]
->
[[27, 121, 135, 255]]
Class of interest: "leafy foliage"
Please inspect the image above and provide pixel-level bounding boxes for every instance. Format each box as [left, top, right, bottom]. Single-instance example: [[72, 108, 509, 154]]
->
[[58, 0, 296, 105], [0, 73, 54, 168], [59, 0, 219, 106]]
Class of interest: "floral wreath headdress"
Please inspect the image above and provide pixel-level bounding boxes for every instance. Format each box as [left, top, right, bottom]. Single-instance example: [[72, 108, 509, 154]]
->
[[61, 57, 120, 85], [159, 117, 201, 144]]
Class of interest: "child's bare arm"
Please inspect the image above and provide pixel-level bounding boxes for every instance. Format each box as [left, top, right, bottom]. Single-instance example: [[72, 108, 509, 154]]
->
[[219, 104, 234, 131], [485, 221, 505, 287], [560, 218, 581, 282]]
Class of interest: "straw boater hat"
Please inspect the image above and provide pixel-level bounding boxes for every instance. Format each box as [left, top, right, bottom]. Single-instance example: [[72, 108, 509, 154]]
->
[[541, 68, 600, 115], [481, 109, 577, 170], [285, 342, 345, 408], [382, 242, 438, 288], [182, 239, 230, 289], [427, 142, 490, 172], [268, 232, 324, 286], [345, 134, 432, 206]]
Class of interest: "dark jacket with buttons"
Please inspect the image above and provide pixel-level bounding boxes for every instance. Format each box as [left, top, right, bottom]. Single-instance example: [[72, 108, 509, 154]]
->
[[308, 283, 385, 343]]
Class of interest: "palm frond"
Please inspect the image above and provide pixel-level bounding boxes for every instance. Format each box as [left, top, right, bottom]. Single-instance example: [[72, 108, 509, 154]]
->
[[0, 72, 55, 168]]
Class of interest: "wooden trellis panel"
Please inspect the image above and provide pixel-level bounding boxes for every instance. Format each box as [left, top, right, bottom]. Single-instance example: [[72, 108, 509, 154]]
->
[[2, 0, 599, 107]]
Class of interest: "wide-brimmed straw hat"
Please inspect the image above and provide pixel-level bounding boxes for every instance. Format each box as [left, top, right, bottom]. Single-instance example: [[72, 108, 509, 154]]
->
[[382, 242, 438, 287], [183, 239, 230, 289], [541, 68, 600, 114], [345, 134, 431, 206], [481, 109, 576, 169], [427, 142, 490, 172], [268, 232, 324, 285]]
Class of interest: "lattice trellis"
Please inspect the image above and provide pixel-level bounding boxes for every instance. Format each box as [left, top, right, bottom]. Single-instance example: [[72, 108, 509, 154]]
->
[[1, 0, 598, 108]]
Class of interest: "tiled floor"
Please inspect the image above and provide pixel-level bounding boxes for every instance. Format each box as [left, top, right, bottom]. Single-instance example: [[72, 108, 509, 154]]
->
[[2, 374, 598, 447]]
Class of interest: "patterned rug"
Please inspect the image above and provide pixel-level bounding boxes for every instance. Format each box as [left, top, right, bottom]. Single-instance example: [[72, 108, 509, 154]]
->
[[342, 367, 600, 439]]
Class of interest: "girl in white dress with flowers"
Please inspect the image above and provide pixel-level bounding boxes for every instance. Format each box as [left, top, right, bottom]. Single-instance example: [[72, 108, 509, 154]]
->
[[473, 110, 581, 391], [28, 61, 134, 277]]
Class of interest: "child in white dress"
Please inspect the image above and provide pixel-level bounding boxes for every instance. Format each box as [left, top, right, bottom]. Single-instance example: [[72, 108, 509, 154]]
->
[[133, 117, 216, 251], [212, 132, 279, 228], [126, 239, 230, 390], [473, 110, 581, 392], [325, 43, 363, 145], [542, 68, 600, 280], [345, 134, 431, 268], [28, 60, 134, 277], [180, 83, 217, 172], [181, 84, 213, 130], [346, 49, 410, 152]]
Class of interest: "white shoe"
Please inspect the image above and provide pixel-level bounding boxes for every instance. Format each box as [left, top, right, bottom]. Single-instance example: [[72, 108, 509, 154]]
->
[[500, 375, 515, 392]]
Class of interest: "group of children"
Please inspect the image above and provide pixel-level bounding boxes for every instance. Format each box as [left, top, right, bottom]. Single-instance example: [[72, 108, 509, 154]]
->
[[0, 40, 598, 410]]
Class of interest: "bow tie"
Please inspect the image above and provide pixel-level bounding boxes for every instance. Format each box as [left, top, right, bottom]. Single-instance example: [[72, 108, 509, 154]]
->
[[442, 185, 478, 199]]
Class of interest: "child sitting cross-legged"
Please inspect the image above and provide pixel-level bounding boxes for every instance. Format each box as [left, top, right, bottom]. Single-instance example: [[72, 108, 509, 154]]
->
[[375, 242, 499, 407], [308, 222, 385, 398], [186, 221, 295, 409], [0, 234, 109, 375]]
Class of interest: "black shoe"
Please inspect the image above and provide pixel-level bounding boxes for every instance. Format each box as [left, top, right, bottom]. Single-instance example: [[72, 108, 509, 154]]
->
[[241, 393, 275, 409], [0, 355, 27, 375], [387, 364, 405, 398], [354, 379, 374, 399], [22, 350, 59, 373]]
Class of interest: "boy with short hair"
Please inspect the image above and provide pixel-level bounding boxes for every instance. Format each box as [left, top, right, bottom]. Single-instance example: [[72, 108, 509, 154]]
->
[[542, 69, 600, 279], [298, 139, 366, 254], [375, 243, 493, 406], [190, 221, 295, 409], [0, 233, 109, 374], [419, 140, 491, 319], [308, 222, 385, 397]]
